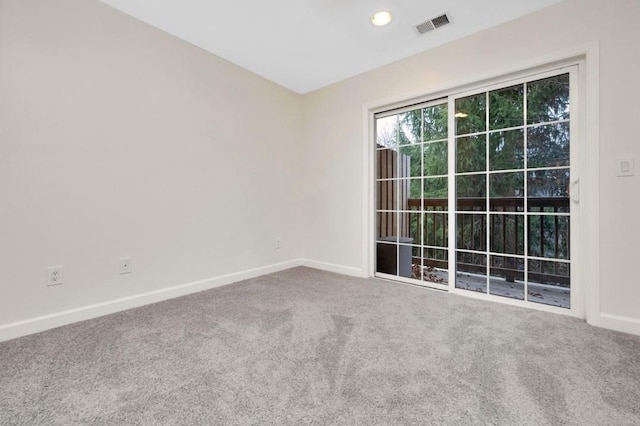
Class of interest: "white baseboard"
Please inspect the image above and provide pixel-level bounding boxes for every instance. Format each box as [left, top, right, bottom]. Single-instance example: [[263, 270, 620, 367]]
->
[[298, 259, 365, 278], [9, 259, 634, 342], [0, 259, 303, 343], [597, 313, 640, 336]]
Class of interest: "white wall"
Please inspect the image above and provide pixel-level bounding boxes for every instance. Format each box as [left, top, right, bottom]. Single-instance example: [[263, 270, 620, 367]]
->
[[301, 0, 640, 333], [1, 0, 639, 339], [0, 0, 304, 336]]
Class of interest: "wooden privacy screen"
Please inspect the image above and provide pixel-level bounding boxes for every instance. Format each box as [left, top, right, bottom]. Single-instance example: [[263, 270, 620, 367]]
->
[[376, 147, 411, 240]]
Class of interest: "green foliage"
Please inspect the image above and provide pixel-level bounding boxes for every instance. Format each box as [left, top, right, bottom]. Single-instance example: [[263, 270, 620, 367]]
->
[[376, 73, 571, 281], [456, 94, 486, 135], [489, 85, 524, 130], [490, 129, 524, 170], [456, 135, 485, 173]]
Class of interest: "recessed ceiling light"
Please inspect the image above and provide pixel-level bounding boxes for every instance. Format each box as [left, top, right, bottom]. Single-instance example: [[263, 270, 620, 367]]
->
[[454, 112, 468, 118], [372, 11, 393, 27]]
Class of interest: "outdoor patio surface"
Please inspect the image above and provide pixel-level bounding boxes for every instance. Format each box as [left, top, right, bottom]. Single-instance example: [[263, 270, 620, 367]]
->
[[414, 269, 570, 309], [455, 273, 570, 308]]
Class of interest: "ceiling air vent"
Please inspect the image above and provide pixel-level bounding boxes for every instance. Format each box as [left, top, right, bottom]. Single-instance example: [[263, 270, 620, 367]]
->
[[415, 13, 450, 35]]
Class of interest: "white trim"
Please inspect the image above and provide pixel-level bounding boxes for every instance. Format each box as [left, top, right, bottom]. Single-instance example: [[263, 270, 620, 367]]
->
[[0, 260, 304, 343], [372, 271, 579, 318], [375, 272, 449, 291], [568, 65, 581, 317], [598, 314, 640, 337], [448, 97, 456, 291], [0, 258, 369, 343], [364, 106, 375, 278], [4, 256, 635, 345], [300, 259, 365, 278], [581, 43, 600, 328], [374, 274, 449, 292], [374, 98, 448, 119], [450, 287, 580, 318], [364, 43, 600, 324]]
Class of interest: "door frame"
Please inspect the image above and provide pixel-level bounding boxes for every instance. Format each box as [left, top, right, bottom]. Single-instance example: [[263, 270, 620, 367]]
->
[[364, 45, 599, 322]]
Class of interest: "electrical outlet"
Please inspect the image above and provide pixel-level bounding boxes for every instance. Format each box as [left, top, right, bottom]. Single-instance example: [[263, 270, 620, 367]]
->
[[119, 257, 133, 274], [275, 238, 281, 249], [47, 266, 64, 286]]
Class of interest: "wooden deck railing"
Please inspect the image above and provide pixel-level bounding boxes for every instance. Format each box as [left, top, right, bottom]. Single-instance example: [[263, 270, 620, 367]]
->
[[401, 197, 570, 286]]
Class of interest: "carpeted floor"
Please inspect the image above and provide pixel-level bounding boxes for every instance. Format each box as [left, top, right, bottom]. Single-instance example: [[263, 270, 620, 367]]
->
[[1, 267, 639, 425]]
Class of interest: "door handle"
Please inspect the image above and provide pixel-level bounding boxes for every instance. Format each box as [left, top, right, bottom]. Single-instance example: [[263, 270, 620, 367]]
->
[[570, 179, 580, 203]]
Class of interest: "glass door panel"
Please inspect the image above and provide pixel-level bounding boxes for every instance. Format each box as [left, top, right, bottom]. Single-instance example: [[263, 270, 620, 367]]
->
[[453, 71, 573, 309], [375, 102, 449, 288]]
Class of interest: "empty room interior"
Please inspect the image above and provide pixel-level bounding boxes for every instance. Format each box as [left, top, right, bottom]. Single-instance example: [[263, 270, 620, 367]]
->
[[1, 0, 639, 424]]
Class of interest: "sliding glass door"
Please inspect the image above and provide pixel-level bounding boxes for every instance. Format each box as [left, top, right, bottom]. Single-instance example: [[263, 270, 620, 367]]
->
[[375, 66, 578, 311]]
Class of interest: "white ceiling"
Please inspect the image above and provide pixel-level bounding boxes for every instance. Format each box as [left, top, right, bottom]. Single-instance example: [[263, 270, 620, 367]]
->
[[97, 0, 564, 94]]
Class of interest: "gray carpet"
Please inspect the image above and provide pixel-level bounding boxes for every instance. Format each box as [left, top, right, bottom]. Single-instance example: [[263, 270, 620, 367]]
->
[[1, 267, 639, 425]]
